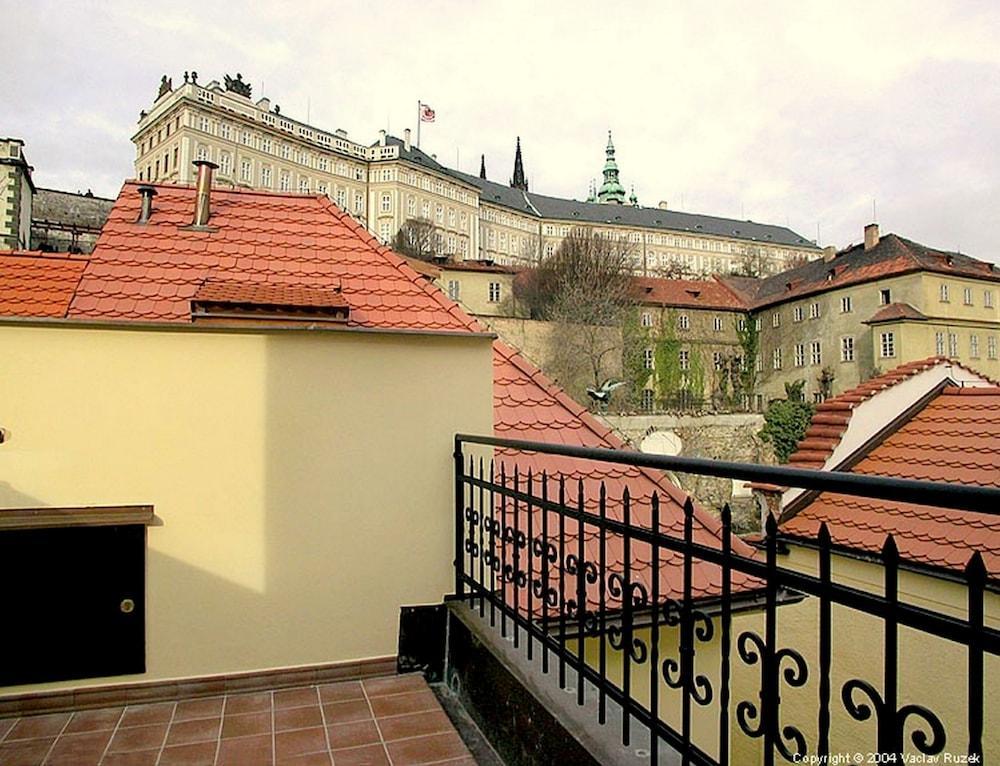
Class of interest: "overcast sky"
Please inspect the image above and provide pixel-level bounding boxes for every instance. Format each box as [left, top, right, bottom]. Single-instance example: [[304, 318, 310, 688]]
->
[[5, 1, 999, 258]]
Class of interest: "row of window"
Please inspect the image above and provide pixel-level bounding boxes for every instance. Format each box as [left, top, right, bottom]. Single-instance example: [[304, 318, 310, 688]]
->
[[939, 283, 995, 308], [640, 312, 730, 333], [935, 331, 997, 359], [396, 196, 469, 231], [443, 280, 502, 303]]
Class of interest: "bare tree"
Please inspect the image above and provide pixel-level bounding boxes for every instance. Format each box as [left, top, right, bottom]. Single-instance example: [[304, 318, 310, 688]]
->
[[514, 228, 639, 406], [392, 218, 442, 262]]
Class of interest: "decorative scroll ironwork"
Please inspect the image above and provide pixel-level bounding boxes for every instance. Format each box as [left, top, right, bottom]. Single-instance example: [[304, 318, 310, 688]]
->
[[452, 434, 998, 766]]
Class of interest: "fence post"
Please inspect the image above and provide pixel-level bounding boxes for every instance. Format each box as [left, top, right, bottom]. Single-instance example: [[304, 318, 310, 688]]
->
[[453, 436, 465, 597]]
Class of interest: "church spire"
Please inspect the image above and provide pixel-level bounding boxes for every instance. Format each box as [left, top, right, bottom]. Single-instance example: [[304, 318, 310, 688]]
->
[[479, 154, 487, 180], [510, 137, 527, 191], [597, 131, 626, 204]]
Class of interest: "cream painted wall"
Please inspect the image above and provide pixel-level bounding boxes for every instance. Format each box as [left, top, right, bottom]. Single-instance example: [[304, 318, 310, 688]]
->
[[0, 323, 493, 693]]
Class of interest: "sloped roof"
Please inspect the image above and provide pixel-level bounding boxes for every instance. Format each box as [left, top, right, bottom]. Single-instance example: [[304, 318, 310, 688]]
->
[[727, 233, 1000, 310], [864, 302, 928, 324], [786, 357, 995, 471], [68, 182, 479, 333], [632, 276, 748, 311], [493, 340, 759, 609], [782, 386, 1000, 579], [0, 251, 87, 318], [32, 188, 114, 232]]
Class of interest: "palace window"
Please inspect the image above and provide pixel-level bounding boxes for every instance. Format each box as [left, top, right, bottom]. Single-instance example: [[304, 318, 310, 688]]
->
[[948, 332, 958, 357], [279, 172, 290, 192], [317, 182, 328, 195], [772, 348, 782, 370], [449, 208, 456, 228], [260, 166, 272, 187], [381, 193, 392, 213], [644, 349, 654, 370], [985, 290, 995, 308], [280, 144, 290, 159], [219, 123, 231, 140], [337, 189, 347, 209], [988, 336, 997, 359], [810, 340, 822, 365], [840, 295, 853, 313], [407, 196, 416, 216], [488, 282, 502, 303], [880, 332, 896, 358], [262, 138, 272, 154], [935, 332, 945, 355], [447, 280, 460, 301], [219, 153, 232, 176], [940, 283, 950, 302], [678, 314, 690, 331], [880, 288, 891, 305], [809, 302, 821, 319], [970, 334, 980, 358], [713, 315, 723, 332], [841, 336, 854, 362], [641, 312, 653, 328], [355, 193, 364, 214], [771, 312, 780, 328], [298, 178, 310, 193], [380, 222, 391, 242], [241, 159, 252, 182], [793, 306, 804, 322], [641, 389, 655, 411], [794, 344, 805, 367], [680, 350, 690, 371], [964, 287, 974, 306], [713, 352, 724, 371], [435, 204, 444, 224]]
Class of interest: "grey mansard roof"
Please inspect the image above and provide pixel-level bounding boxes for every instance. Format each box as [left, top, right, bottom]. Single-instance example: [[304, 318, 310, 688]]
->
[[381, 135, 818, 249]]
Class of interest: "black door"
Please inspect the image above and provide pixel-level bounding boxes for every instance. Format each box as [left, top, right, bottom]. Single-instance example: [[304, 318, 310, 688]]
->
[[0, 524, 145, 686]]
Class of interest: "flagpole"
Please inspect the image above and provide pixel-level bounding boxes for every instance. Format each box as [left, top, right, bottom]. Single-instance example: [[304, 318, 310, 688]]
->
[[416, 101, 421, 149]]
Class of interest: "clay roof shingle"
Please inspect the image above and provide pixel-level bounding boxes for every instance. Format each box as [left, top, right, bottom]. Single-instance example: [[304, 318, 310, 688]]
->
[[69, 182, 479, 334], [0, 251, 88, 318], [632, 276, 748, 311], [782, 386, 1000, 579]]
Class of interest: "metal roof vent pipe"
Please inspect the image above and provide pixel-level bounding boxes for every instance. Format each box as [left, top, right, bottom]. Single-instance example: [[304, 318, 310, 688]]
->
[[136, 185, 157, 224], [192, 160, 219, 227]]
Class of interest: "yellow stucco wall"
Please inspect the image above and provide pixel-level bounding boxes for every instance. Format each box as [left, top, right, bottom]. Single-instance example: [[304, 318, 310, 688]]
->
[[0, 322, 493, 693]]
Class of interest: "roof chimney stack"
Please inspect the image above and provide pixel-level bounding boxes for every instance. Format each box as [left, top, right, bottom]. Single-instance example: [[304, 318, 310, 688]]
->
[[823, 245, 837, 262], [404, 128, 411, 151], [379, 129, 386, 147], [658, 201, 669, 210], [192, 160, 218, 227], [136, 184, 157, 224], [864, 222, 880, 251]]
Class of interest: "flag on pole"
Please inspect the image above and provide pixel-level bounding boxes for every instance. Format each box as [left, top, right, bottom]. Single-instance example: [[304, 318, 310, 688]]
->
[[420, 104, 436, 122]]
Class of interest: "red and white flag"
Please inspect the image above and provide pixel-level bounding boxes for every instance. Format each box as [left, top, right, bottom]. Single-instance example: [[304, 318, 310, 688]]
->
[[420, 104, 436, 123]]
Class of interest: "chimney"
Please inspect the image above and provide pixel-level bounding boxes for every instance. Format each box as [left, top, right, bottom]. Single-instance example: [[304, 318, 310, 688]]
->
[[658, 201, 669, 210], [864, 223, 880, 251], [378, 129, 386, 147], [136, 184, 157, 224], [192, 160, 218, 227], [404, 128, 411, 151], [822, 245, 837, 262]]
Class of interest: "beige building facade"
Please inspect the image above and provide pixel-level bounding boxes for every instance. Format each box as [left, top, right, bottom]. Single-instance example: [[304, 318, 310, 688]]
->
[[133, 73, 819, 276]]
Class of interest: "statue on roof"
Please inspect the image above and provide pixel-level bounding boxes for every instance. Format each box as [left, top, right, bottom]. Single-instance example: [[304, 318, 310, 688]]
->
[[597, 131, 626, 205], [190, 71, 199, 84], [479, 154, 487, 180], [224, 72, 252, 98], [157, 75, 172, 100]]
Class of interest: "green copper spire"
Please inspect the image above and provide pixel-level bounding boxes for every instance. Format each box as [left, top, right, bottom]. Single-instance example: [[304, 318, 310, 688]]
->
[[597, 131, 626, 204]]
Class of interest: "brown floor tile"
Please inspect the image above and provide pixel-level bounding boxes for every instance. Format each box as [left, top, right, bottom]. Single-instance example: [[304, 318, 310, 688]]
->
[[64, 707, 124, 733], [328, 743, 388, 766], [273, 688, 319, 710], [119, 702, 175, 728], [277, 752, 332, 765], [361, 675, 426, 698], [107, 723, 168, 753], [44, 729, 112, 765], [324, 719, 379, 750], [224, 692, 272, 716], [0, 717, 18, 739], [173, 697, 225, 721], [274, 726, 327, 759], [101, 750, 161, 766], [320, 700, 371, 725], [0, 737, 53, 766], [5, 712, 71, 740], [317, 682, 363, 704], [274, 706, 323, 733], [376, 710, 452, 742], [368, 691, 439, 719], [385, 732, 469, 766], [216, 733, 273, 765], [158, 740, 219, 766], [165, 716, 222, 746], [221, 711, 272, 739]]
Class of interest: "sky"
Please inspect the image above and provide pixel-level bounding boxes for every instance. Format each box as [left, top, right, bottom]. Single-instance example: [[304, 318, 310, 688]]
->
[[5, 0, 1000, 258]]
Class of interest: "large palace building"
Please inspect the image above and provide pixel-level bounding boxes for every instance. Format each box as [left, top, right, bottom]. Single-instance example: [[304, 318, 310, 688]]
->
[[133, 72, 820, 276]]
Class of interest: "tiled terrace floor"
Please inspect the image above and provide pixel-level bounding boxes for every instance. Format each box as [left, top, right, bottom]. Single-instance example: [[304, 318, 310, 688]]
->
[[0, 674, 476, 766]]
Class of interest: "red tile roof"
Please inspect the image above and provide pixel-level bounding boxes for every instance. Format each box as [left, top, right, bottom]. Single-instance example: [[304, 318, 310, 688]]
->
[[782, 386, 1000, 578], [722, 233, 1000, 310], [864, 302, 928, 324], [68, 182, 479, 333], [632, 276, 747, 311], [440, 260, 519, 274], [492, 340, 759, 610], [0, 251, 88, 318], [787, 357, 995, 470]]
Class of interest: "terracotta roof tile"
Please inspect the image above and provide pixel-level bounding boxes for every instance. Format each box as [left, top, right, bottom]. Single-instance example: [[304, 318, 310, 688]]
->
[[631, 276, 748, 311], [492, 341, 761, 611], [68, 182, 480, 334], [783, 385, 1000, 578], [0, 251, 88, 318], [864, 302, 928, 324]]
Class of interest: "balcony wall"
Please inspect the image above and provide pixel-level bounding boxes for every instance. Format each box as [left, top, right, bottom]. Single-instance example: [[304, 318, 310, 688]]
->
[[0, 321, 494, 694]]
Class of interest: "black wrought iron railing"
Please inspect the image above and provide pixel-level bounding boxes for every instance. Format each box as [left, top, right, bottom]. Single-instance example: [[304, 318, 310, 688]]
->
[[452, 434, 999, 766]]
